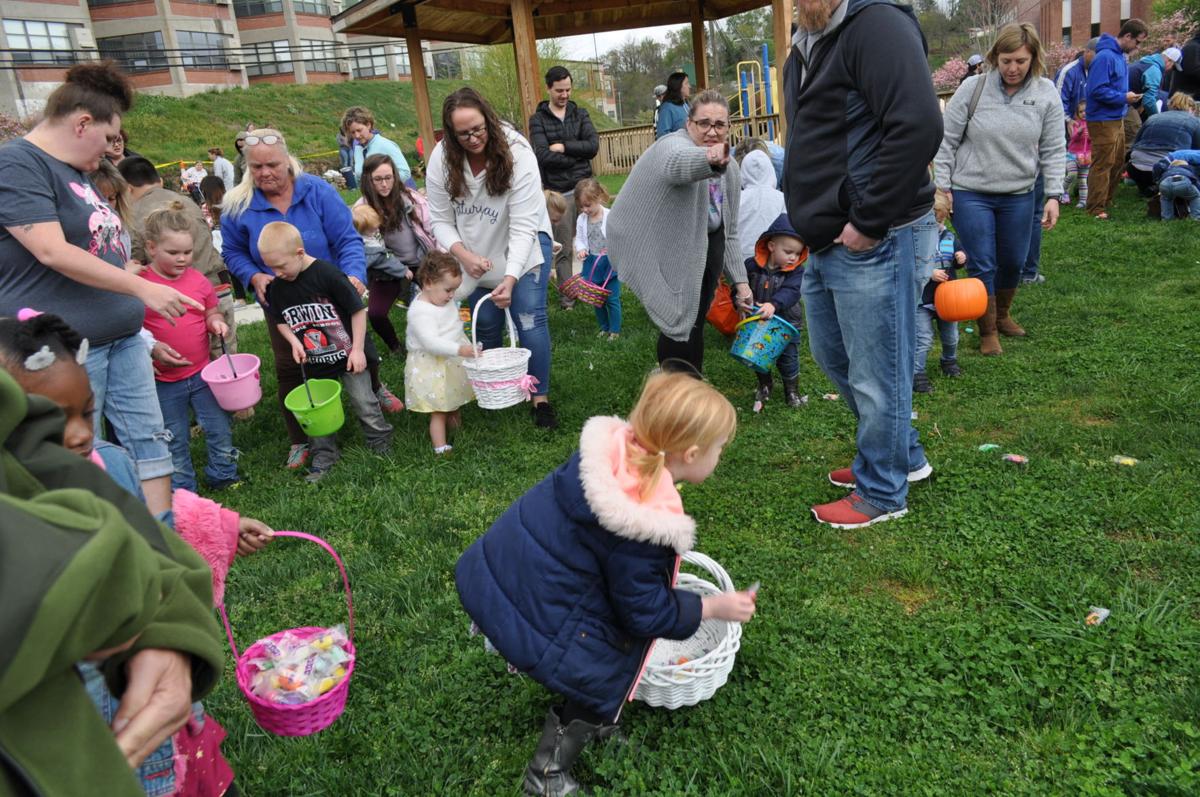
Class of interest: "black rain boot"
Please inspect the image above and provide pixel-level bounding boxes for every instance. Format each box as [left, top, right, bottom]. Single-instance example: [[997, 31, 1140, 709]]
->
[[522, 707, 600, 796], [783, 377, 804, 407], [754, 372, 774, 404]]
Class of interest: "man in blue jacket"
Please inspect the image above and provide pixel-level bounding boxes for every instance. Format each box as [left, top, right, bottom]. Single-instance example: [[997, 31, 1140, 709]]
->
[[1133, 47, 1182, 119], [1085, 19, 1149, 218], [1056, 38, 1098, 130], [783, 0, 942, 529]]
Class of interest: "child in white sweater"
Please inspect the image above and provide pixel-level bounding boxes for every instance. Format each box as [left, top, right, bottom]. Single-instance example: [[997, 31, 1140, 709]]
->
[[574, 178, 621, 340], [405, 252, 478, 454]]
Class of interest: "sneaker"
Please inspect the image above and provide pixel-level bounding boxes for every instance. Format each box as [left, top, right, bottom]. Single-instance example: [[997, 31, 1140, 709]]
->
[[1020, 273, 1046, 285], [304, 468, 329, 484], [209, 476, 248, 491], [828, 462, 933, 489], [1058, 193, 1070, 204], [607, 333, 620, 341], [811, 493, 908, 529], [233, 407, 255, 421], [940, 360, 963, 378], [913, 372, 933, 393], [376, 385, 405, 413], [532, 401, 559, 429], [285, 444, 310, 470], [1075, 201, 1086, 209]]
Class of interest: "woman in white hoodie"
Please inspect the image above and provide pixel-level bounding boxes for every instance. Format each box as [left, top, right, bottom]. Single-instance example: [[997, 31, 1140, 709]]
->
[[426, 88, 558, 428]]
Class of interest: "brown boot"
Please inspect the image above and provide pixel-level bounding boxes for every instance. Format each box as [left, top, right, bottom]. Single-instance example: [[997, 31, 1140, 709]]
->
[[978, 296, 1002, 356], [994, 289, 1026, 337]]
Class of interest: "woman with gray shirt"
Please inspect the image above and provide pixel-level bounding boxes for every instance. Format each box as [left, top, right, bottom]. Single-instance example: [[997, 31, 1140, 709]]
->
[[608, 90, 752, 373], [934, 23, 1065, 356]]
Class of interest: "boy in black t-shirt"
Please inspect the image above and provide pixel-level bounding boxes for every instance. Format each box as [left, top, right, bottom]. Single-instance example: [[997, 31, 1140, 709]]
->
[[261, 221, 392, 482]]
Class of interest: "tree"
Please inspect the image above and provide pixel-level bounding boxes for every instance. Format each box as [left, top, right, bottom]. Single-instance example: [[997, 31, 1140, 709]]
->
[[1153, 0, 1200, 29], [462, 39, 572, 127], [604, 37, 670, 124]]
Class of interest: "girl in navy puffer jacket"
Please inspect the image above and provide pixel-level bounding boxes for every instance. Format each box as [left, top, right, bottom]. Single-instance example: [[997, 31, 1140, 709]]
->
[[456, 371, 757, 796]]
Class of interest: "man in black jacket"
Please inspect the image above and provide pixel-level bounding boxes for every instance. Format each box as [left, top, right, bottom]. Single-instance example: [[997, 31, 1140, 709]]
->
[[783, 0, 943, 529], [1176, 31, 1200, 99], [529, 65, 600, 309]]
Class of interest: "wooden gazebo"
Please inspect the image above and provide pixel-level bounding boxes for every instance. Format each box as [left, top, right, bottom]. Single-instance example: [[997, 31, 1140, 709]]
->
[[332, 0, 793, 158]]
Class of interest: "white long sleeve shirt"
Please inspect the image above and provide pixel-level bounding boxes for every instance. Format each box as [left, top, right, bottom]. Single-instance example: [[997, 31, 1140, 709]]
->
[[425, 125, 552, 297], [405, 296, 469, 357]]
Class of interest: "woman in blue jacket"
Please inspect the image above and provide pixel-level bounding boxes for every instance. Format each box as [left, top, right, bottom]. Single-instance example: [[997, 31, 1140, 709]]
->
[[654, 72, 690, 139], [220, 129, 403, 468], [456, 371, 756, 797]]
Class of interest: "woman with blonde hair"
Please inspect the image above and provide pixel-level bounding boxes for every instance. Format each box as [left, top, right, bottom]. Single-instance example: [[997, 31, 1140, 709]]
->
[[934, 22, 1065, 355], [456, 369, 756, 796]]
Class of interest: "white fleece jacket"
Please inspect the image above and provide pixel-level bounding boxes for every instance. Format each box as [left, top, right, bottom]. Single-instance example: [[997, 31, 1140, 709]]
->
[[405, 297, 469, 358], [425, 125, 553, 296]]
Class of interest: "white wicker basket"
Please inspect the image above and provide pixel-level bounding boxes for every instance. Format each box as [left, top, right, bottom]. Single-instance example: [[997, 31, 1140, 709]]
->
[[633, 551, 743, 709], [462, 294, 534, 410]]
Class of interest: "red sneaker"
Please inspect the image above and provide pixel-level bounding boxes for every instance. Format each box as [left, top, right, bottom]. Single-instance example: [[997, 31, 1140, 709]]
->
[[827, 462, 933, 489], [376, 385, 405, 413], [285, 444, 309, 470], [811, 493, 908, 529]]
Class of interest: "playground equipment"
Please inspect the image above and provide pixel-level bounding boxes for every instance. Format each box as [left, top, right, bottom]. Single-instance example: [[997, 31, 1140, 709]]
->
[[733, 44, 781, 140]]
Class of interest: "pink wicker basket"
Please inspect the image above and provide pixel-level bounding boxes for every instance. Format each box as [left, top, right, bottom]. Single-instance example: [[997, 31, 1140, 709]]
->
[[559, 255, 613, 308], [217, 531, 355, 737]]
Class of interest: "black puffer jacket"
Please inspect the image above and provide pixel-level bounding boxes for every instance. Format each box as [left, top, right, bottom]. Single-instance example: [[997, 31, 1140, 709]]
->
[[528, 100, 599, 192]]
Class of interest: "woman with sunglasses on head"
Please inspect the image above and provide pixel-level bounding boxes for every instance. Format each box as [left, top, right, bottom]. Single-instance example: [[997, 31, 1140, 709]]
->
[[426, 87, 559, 429], [220, 128, 404, 469], [609, 89, 752, 374]]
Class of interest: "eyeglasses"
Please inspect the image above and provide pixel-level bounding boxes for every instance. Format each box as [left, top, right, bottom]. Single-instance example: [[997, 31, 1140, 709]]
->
[[244, 134, 283, 146], [455, 125, 487, 142], [371, 173, 395, 184], [689, 119, 729, 132]]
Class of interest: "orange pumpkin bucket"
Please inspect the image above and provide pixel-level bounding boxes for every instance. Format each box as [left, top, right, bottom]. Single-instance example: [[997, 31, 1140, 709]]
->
[[934, 277, 987, 322]]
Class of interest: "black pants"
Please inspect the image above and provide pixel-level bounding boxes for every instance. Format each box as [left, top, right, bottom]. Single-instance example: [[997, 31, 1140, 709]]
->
[[656, 225, 725, 375], [1126, 163, 1158, 197]]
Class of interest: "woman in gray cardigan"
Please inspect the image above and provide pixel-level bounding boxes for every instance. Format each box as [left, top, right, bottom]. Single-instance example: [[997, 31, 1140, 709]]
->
[[608, 90, 752, 373], [934, 23, 1065, 356]]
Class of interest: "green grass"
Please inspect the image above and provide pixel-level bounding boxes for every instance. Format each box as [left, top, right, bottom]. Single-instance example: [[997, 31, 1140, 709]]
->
[[199, 185, 1200, 795]]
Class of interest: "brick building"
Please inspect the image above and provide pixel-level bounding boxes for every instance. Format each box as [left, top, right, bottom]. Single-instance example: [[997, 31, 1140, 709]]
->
[[1022, 0, 1155, 47]]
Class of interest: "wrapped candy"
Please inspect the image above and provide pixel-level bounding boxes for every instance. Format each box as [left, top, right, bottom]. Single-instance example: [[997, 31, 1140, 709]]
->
[[248, 625, 353, 704]]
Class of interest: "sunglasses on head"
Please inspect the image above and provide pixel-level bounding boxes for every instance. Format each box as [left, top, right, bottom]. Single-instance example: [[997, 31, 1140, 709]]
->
[[244, 134, 283, 146]]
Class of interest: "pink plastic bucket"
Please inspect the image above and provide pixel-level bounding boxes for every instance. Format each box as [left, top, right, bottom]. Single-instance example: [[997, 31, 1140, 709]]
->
[[201, 354, 262, 412]]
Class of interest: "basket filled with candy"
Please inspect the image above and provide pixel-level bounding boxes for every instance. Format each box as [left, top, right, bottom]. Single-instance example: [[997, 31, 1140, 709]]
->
[[217, 531, 355, 736]]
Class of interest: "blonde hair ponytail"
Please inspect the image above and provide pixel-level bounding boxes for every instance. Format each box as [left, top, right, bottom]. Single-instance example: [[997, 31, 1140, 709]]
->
[[627, 371, 736, 500]]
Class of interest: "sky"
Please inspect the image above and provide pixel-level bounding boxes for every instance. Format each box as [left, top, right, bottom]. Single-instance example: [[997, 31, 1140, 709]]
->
[[557, 26, 688, 62]]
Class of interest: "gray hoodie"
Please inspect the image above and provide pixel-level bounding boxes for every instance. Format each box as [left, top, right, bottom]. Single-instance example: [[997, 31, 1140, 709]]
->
[[935, 71, 1066, 198]]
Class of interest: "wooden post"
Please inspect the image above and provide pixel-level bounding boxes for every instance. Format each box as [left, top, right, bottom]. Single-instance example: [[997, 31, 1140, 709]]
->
[[511, 0, 542, 135], [691, 0, 709, 89], [772, 0, 791, 139], [404, 28, 436, 168]]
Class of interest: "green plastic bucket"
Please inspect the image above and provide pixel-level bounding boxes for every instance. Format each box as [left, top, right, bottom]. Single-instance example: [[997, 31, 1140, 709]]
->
[[284, 379, 344, 437]]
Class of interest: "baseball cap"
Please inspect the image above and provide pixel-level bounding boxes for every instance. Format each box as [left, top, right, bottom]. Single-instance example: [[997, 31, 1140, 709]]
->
[[654, 84, 667, 97], [966, 54, 983, 67], [1164, 46, 1183, 66]]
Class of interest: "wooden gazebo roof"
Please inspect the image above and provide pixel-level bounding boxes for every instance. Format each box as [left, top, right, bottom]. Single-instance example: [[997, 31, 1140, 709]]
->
[[333, 0, 791, 164], [334, 0, 774, 45]]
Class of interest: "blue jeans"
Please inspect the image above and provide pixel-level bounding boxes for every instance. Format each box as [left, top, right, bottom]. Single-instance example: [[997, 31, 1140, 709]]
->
[[915, 306, 959, 374], [1021, 173, 1044, 281], [595, 279, 623, 333], [952, 189, 1035, 293], [775, 341, 800, 380], [467, 233, 553, 397], [85, 333, 173, 480], [156, 373, 239, 491], [1159, 175, 1200, 220], [802, 211, 936, 512]]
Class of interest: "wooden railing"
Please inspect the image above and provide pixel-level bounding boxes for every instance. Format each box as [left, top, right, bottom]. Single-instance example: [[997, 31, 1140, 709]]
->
[[592, 114, 784, 176]]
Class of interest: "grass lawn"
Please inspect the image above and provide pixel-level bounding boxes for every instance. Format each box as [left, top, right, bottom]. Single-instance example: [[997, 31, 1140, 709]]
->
[[202, 185, 1200, 795]]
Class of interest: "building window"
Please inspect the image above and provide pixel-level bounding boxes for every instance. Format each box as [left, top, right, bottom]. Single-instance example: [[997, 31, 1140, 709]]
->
[[232, 0, 283, 17], [352, 45, 388, 78], [1063, 28, 1072, 45], [178, 30, 230, 69], [293, 0, 330, 14], [395, 45, 410, 76], [98, 31, 168, 72], [1090, 22, 1100, 36], [301, 39, 337, 72], [3, 19, 78, 65], [245, 39, 292, 76]]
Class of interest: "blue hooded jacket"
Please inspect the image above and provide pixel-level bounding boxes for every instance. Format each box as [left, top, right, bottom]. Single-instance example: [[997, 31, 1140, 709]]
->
[[744, 213, 807, 328], [220, 172, 366, 295], [1086, 35, 1130, 122], [455, 417, 703, 721], [1134, 54, 1169, 117]]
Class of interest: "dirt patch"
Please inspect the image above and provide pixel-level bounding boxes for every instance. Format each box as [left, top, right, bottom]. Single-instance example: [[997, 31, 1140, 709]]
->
[[872, 580, 936, 615]]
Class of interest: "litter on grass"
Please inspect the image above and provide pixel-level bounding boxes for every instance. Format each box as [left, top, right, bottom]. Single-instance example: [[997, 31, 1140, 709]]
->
[[911, 411, 918, 420], [1002, 453, 1028, 465], [822, 393, 839, 401], [1085, 606, 1110, 626], [978, 443, 1001, 452], [1111, 455, 1138, 466]]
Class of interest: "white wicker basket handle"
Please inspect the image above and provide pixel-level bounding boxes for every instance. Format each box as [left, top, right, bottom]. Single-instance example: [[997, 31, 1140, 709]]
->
[[470, 293, 519, 354], [681, 550, 736, 592]]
